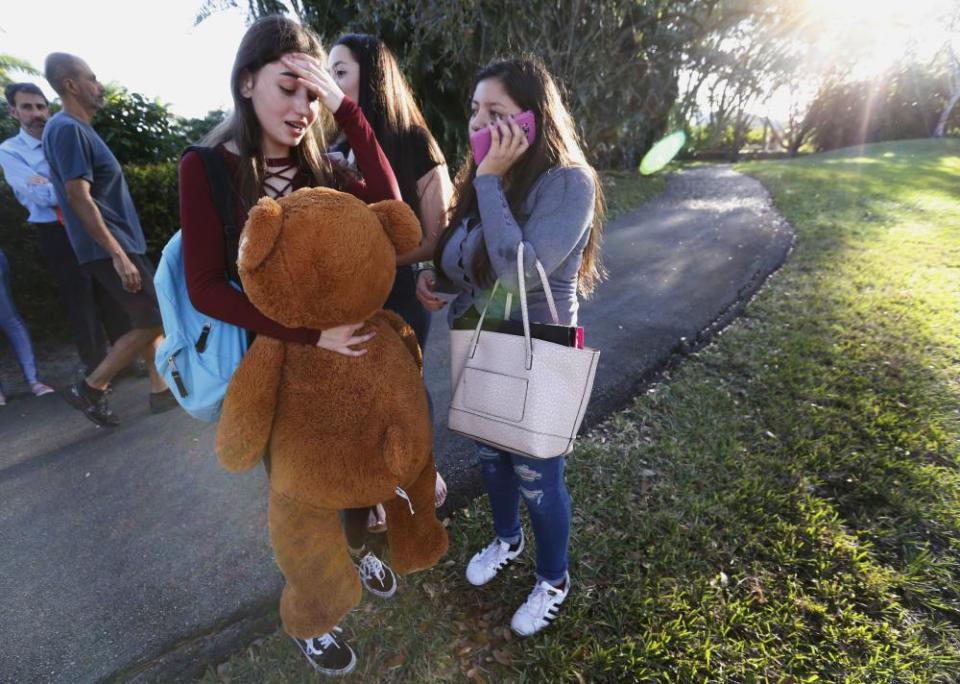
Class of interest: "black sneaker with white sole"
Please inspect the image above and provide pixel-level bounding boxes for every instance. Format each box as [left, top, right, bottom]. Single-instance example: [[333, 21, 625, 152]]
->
[[63, 381, 119, 427], [354, 548, 397, 598], [292, 626, 356, 676]]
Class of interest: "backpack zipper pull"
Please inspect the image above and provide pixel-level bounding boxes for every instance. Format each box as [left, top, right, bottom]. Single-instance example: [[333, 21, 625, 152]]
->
[[395, 486, 415, 516], [195, 323, 212, 353], [167, 357, 189, 398]]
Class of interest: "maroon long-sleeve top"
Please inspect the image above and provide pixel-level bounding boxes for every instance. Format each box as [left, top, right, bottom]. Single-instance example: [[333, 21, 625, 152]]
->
[[179, 97, 401, 344]]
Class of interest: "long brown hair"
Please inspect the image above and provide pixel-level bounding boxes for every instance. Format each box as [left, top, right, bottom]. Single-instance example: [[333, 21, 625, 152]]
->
[[202, 15, 344, 212], [332, 34, 444, 220], [434, 56, 606, 296]]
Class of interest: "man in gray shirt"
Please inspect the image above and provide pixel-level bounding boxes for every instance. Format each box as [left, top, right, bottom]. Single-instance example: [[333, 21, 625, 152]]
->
[[1, 82, 131, 377], [43, 52, 174, 426]]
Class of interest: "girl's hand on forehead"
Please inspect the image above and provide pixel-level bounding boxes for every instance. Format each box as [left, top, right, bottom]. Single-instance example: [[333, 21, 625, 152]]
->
[[281, 53, 344, 113]]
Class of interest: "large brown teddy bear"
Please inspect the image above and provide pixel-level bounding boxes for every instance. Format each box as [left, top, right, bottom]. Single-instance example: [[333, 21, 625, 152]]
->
[[215, 187, 449, 639]]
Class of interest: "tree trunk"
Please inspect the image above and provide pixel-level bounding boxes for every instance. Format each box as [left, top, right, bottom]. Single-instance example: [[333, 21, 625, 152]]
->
[[935, 46, 960, 138], [934, 91, 960, 137]]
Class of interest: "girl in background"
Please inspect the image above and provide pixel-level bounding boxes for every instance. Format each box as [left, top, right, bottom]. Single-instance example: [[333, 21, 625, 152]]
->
[[0, 247, 54, 405], [328, 33, 451, 532]]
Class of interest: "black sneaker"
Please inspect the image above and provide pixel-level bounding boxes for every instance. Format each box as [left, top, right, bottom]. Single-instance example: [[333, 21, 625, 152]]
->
[[292, 627, 357, 676], [355, 548, 397, 598], [63, 381, 119, 427], [149, 388, 178, 414]]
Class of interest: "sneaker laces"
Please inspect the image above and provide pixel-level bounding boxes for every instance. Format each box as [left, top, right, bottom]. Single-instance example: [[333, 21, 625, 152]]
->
[[308, 626, 344, 654], [359, 552, 386, 582], [524, 581, 562, 617], [479, 539, 510, 564]]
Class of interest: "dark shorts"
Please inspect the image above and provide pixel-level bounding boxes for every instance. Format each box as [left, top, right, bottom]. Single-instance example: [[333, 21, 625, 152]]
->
[[82, 253, 163, 330]]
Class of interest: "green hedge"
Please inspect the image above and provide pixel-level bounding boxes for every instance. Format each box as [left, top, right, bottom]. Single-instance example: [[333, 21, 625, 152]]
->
[[0, 160, 179, 344]]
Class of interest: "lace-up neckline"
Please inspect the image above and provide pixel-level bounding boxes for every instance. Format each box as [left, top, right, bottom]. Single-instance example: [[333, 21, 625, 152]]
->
[[262, 156, 298, 199]]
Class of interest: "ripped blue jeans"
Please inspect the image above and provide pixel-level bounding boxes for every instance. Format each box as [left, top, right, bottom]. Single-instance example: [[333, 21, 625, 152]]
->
[[475, 442, 571, 584]]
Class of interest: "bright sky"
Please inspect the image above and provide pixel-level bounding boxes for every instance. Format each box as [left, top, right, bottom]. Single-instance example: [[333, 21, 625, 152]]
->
[[761, 0, 956, 122], [1, 0, 252, 118]]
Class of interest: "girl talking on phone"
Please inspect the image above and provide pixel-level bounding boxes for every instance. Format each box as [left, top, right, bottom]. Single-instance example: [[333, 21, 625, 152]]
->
[[417, 56, 605, 636]]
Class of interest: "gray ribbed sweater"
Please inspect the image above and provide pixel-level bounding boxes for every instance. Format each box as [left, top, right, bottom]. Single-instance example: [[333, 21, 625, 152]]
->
[[440, 165, 596, 327]]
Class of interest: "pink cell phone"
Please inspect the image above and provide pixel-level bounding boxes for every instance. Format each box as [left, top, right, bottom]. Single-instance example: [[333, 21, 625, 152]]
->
[[470, 110, 537, 164]]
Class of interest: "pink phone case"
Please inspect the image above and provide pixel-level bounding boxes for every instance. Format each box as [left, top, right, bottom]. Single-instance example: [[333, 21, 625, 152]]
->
[[470, 110, 537, 164]]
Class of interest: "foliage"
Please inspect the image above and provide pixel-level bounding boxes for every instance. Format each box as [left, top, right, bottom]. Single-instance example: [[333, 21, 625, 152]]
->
[[91, 85, 189, 165], [678, 1, 802, 159], [203, 0, 731, 169], [0, 54, 40, 86], [179, 109, 228, 144], [123, 161, 181, 261], [0, 182, 60, 341], [807, 62, 960, 152], [0, 107, 19, 142]]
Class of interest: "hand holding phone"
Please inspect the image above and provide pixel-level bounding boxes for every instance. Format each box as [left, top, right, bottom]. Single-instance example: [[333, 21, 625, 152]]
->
[[470, 110, 536, 166]]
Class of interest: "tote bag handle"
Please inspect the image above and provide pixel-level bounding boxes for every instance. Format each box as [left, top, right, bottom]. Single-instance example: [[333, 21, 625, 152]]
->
[[467, 243, 560, 370]]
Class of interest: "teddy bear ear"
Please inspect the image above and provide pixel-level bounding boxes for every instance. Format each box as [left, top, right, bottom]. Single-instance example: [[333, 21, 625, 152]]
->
[[238, 196, 284, 272], [369, 199, 422, 257]]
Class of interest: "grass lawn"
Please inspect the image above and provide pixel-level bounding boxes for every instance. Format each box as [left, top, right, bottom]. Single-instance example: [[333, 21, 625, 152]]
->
[[202, 141, 959, 683], [602, 170, 667, 221]]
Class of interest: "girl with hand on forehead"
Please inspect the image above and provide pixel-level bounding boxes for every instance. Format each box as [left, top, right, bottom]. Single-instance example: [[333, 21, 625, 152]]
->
[[178, 15, 403, 677], [420, 56, 605, 638]]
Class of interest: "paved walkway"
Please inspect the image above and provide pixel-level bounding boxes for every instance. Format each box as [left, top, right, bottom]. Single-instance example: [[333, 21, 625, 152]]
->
[[0, 166, 793, 682]]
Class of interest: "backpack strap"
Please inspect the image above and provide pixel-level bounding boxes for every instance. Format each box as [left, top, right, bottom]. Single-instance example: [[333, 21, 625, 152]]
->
[[182, 145, 242, 285]]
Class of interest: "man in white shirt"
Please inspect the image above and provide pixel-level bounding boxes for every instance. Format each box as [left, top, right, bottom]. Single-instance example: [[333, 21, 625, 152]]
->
[[0, 82, 129, 377]]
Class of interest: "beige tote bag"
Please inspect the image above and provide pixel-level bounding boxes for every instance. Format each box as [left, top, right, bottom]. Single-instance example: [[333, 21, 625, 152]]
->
[[448, 243, 600, 458]]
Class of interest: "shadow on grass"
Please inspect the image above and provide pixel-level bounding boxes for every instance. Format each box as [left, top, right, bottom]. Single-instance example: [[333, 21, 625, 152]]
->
[[200, 139, 960, 683], [515, 138, 960, 681]]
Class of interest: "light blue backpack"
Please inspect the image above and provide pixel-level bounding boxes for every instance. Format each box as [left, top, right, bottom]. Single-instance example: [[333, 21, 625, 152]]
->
[[153, 147, 248, 422]]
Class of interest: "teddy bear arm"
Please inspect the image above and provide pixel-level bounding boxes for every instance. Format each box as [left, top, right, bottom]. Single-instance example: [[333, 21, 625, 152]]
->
[[371, 309, 422, 371], [215, 337, 285, 471]]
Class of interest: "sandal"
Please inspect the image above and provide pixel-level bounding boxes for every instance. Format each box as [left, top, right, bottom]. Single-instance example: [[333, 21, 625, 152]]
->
[[435, 472, 448, 508], [31, 382, 55, 397], [366, 472, 449, 534], [367, 504, 388, 534]]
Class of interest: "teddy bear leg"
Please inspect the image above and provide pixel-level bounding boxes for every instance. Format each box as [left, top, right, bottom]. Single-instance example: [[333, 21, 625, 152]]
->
[[383, 462, 449, 575], [268, 491, 362, 639]]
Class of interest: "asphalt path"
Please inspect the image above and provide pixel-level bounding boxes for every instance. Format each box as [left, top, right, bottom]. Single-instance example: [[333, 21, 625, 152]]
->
[[0, 166, 793, 682]]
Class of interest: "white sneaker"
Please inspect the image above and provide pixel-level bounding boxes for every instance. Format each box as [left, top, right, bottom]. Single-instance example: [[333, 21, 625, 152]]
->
[[465, 533, 524, 586], [510, 573, 570, 637], [355, 549, 397, 598]]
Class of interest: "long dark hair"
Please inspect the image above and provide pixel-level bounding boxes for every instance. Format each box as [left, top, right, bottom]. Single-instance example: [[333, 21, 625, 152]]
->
[[434, 56, 605, 296], [203, 15, 343, 212], [332, 33, 444, 219]]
